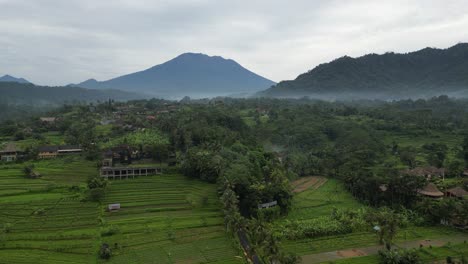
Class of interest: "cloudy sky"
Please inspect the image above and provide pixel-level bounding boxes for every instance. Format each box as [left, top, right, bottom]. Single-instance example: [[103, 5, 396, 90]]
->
[[1, 0, 468, 86]]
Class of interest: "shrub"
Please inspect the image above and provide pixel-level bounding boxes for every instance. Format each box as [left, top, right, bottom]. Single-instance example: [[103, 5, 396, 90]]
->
[[99, 244, 111, 259], [378, 249, 421, 264], [101, 226, 120, 237]]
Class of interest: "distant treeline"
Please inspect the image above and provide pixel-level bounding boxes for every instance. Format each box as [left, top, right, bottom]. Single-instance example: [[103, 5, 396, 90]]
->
[[0, 82, 148, 121]]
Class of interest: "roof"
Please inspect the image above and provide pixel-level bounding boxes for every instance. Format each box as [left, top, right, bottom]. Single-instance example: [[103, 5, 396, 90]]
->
[[58, 145, 82, 151], [0, 142, 21, 153], [108, 204, 121, 210], [379, 184, 388, 192], [403, 166, 445, 177], [418, 183, 444, 197], [40, 117, 56, 122], [446, 187, 468, 198], [102, 150, 114, 158], [38, 146, 59, 152]]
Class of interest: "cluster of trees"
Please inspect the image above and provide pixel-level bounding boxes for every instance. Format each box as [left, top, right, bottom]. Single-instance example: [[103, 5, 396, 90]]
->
[[155, 107, 293, 218]]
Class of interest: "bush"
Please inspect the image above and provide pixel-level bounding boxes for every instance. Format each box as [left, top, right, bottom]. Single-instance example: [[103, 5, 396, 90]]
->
[[378, 249, 421, 264], [99, 244, 111, 259], [101, 226, 120, 237], [89, 188, 105, 202], [2, 223, 13, 233]]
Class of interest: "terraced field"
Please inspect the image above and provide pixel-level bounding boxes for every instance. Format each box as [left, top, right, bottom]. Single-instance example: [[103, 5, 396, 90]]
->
[[277, 178, 468, 262], [286, 178, 363, 221], [291, 176, 327, 193], [0, 157, 242, 264], [0, 158, 101, 264], [100, 175, 243, 264]]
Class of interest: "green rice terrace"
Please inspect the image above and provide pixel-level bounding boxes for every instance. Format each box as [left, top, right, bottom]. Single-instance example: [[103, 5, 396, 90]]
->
[[272, 177, 468, 263], [0, 157, 243, 264]]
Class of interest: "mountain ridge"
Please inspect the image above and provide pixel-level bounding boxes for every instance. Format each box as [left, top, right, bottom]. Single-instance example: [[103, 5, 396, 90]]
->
[[0, 74, 31, 84], [261, 43, 468, 100], [0, 82, 145, 106]]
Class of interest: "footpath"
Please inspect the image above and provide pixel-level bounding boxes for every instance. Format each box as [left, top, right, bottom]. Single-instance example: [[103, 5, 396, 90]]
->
[[300, 235, 468, 263]]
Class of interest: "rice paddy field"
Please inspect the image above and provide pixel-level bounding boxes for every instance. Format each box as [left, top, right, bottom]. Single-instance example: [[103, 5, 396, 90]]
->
[[283, 178, 363, 222], [0, 157, 104, 264], [326, 241, 468, 264], [276, 178, 468, 262], [0, 156, 243, 264], [99, 175, 243, 264]]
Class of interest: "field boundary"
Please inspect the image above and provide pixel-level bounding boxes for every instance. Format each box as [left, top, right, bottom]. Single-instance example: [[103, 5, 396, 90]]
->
[[292, 176, 327, 193]]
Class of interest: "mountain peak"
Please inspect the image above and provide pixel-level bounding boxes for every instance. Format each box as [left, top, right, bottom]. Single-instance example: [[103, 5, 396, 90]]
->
[[77, 53, 275, 98], [0, 74, 31, 84], [169, 52, 235, 64]]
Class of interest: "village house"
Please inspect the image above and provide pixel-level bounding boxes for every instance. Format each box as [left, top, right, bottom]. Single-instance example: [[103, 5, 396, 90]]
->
[[102, 150, 114, 167], [38, 145, 83, 159], [418, 183, 444, 199], [0, 142, 24, 162], [103, 145, 140, 165], [146, 115, 157, 121], [40, 117, 57, 123], [402, 166, 445, 180], [445, 187, 468, 199], [38, 146, 59, 159]]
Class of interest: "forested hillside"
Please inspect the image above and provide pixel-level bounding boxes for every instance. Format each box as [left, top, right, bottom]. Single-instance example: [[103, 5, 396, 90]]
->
[[262, 43, 468, 99]]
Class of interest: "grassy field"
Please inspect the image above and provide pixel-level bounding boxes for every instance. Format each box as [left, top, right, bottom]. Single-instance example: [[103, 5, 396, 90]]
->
[[0, 157, 242, 264]]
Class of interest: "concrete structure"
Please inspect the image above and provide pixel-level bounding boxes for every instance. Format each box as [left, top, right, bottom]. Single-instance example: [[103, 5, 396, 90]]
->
[[100, 166, 162, 179], [258, 200, 278, 209]]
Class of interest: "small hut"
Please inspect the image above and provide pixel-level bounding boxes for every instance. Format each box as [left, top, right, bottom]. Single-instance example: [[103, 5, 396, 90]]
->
[[108, 204, 121, 211], [0, 142, 23, 162], [418, 183, 444, 198], [445, 187, 468, 199], [403, 166, 445, 179]]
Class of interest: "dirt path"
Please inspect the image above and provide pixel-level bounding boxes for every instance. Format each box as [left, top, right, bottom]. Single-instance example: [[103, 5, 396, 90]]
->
[[292, 176, 328, 193], [300, 235, 468, 264]]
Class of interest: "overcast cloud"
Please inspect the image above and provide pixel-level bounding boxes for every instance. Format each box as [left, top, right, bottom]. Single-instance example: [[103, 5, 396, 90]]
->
[[1, 0, 468, 85]]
